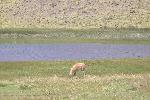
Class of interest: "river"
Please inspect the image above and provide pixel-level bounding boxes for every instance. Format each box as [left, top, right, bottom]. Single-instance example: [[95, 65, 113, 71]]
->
[[0, 43, 150, 61]]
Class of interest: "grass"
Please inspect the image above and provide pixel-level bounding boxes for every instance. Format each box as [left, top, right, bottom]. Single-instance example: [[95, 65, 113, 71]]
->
[[0, 28, 150, 44], [0, 58, 150, 100], [0, 58, 150, 79], [1, 28, 150, 36], [1, 0, 150, 29], [0, 0, 17, 3], [1, 38, 150, 44]]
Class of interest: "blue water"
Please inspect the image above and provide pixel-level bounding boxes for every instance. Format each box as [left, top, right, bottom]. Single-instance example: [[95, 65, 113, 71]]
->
[[0, 44, 150, 62]]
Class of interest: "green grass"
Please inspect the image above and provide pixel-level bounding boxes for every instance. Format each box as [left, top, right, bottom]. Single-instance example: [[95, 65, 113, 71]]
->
[[1, 38, 150, 44], [0, 58, 150, 99], [0, 28, 150, 44], [1, 28, 150, 36], [0, 58, 150, 79]]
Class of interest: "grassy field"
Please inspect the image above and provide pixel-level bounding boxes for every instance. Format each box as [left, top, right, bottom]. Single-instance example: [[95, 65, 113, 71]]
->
[[0, 58, 150, 100], [0, 28, 150, 44]]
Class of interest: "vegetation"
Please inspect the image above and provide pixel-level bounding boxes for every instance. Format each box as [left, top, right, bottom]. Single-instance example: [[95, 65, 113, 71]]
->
[[0, 28, 150, 44], [0, 58, 150, 99], [1, 0, 150, 28]]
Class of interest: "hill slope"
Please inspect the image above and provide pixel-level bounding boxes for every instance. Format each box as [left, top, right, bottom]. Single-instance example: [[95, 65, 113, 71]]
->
[[0, 0, 150, 28]]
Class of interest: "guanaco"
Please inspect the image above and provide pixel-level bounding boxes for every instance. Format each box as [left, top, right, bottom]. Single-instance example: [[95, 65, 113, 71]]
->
[[69, 63, 86, 77]]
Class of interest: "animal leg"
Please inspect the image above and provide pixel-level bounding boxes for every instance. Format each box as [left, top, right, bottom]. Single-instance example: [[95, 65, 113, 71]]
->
[[83, 71, 86, 78]]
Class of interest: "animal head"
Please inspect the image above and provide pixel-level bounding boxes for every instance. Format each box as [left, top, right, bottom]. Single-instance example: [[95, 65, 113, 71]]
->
[[69, 68, 76, 76]]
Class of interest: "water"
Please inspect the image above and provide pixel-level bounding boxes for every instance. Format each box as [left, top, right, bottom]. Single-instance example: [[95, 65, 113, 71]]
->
[[0, 43, 150, 62]]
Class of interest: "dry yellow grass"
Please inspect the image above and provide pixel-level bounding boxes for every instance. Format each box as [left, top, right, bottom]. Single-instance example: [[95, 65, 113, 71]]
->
[[1, 0, 150, 28], [0, 74, 150, 100]]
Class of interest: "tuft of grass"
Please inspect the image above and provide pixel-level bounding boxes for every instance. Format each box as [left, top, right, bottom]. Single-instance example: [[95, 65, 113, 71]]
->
[[0, 83, 7, 87], [19, 84, 32, 90]]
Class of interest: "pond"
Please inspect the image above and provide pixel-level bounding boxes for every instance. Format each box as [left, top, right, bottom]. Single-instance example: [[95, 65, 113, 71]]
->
[[0, 43, 150, 62]]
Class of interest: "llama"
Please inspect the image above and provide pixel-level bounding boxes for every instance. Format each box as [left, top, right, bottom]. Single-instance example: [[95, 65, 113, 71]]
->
[[69, 63, 86, 77]]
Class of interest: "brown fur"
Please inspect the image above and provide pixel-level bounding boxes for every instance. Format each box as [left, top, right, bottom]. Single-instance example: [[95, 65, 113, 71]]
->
[[69, 63, 86, 76]]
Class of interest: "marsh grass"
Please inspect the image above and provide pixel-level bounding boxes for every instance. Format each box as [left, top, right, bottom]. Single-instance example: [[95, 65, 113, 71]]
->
[[0, 58, 150, 99], [0, 28, 150, 44], [0, 27, 150, 34]]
